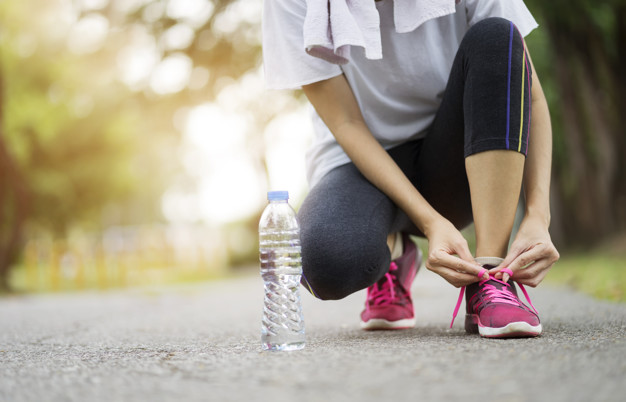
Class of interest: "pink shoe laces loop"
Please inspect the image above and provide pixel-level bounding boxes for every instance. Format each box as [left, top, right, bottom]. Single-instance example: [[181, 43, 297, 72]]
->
[[449, 269, 538, 328], [501, 268, 514, 277], [365, 262, 399, 312], [449, 268, 485, 329], [498, 268, 538, 314]]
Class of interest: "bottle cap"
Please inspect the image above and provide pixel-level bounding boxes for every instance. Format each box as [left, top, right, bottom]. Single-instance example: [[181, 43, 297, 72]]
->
[[267, 191, 289, 201]]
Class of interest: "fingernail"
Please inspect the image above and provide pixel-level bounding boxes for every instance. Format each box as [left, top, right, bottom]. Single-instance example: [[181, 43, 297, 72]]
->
[[503, 273, 509, 283]]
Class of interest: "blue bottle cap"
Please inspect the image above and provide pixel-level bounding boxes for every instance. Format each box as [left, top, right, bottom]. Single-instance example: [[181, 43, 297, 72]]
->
[[267, 191, 289, 201]]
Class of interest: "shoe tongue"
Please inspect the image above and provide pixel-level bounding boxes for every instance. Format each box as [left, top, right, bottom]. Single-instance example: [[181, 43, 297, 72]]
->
[[376, 272, 395, 288]]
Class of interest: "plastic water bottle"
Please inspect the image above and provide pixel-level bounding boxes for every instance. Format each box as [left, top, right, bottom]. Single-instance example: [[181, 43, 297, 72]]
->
[[259, 191, 305, 351]]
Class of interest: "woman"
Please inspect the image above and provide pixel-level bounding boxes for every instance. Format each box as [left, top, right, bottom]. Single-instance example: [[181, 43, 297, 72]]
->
[[262, 0, 559, 338]]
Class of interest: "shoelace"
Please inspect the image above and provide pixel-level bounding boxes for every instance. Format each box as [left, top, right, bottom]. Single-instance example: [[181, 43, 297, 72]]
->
[[450, 268, 538, 328], [365, 262, 402, 312]]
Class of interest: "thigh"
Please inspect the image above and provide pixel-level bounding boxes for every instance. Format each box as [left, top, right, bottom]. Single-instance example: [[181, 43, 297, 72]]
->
[[414, 55, 473, 231], [298, 163, 398, 299]]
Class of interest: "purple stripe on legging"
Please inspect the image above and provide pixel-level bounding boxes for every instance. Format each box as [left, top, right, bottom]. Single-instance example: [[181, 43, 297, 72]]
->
[[517, 29, 532, 155], [505, 21, 514, 149], [524, 47, 532, 155]]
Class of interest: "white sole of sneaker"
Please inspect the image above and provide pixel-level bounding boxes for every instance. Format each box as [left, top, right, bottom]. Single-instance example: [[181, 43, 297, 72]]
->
[[360, 318, 416, 330], [479, 321, 542, 338]]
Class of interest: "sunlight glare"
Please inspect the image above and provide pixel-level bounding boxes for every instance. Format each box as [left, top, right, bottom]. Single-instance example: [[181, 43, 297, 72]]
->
[[162, 189, 201, 223], [150, 53, 193, 95], [162, 23, 195, 50], [264, 106, 313, 204], [78, 0, 108, 11], [185, 104, 248, 155], [117, 26, 159, 89], [142, 2, 165, 23], [112, 0, 151, 14], [67, 13, 109, 54], [196, 151, 266, 224], [163, 103, 266, 225], [213, 0, 262, 35], [166, 0, 215, 28]]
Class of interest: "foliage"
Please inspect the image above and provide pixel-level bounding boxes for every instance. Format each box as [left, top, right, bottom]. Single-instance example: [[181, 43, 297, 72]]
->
[[524, 1, 626, 247], [0, 0, 284, 291], [545, 254, 626, 303], [0, 1, 182, 290]]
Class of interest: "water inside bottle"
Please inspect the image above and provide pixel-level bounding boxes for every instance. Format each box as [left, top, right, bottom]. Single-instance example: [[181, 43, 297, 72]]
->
[[260, 245, 305, 351]]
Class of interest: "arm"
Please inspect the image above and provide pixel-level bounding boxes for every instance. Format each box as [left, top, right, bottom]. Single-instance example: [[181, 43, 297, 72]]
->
[[303, 74, 487, 287], [494, 49, 560, 286]]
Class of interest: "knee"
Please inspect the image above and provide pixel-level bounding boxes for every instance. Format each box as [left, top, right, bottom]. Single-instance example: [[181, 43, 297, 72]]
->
[[300, 223, 388, 300], [466, 17, 518, 42], [462, 17, 523, 57]]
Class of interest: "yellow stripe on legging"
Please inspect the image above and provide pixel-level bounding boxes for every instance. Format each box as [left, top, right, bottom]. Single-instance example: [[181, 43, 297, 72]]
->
[[518, 50, 526, 152]]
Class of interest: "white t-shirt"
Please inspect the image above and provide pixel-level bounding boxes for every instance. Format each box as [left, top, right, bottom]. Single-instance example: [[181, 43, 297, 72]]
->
[[263, 0, 538, 188]]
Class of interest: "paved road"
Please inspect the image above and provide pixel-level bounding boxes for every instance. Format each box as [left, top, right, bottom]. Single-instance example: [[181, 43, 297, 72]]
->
[[1, 268, 624, 402]]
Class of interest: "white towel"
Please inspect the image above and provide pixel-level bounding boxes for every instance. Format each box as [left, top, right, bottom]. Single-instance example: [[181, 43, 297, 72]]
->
[[304, 0, 459, 65]]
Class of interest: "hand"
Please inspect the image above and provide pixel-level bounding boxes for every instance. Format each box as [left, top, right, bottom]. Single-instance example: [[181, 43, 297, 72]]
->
[[491, 215, 560, 287], [425, 219, 488, 287]]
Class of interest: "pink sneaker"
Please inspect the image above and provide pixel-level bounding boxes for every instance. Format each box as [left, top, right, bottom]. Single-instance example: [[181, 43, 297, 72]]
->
[[451, 267, 542, 338], [360, 234, 421, 330]]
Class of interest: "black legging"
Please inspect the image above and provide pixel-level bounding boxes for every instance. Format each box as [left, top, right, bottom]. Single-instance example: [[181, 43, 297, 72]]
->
[[298, 18, 532, 300]]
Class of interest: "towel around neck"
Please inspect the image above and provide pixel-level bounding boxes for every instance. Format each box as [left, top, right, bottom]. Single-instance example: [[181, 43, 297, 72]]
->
[[303, 0, 459, 64]]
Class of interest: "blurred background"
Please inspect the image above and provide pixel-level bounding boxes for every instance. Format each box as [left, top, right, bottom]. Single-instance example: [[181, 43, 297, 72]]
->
[[0, 0, 624, 299]]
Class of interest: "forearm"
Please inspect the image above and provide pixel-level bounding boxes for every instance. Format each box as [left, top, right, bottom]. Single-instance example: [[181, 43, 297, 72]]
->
[[523, 59, 553, 225], [302, 75, 444, 235], [335, 119, 443, 235]]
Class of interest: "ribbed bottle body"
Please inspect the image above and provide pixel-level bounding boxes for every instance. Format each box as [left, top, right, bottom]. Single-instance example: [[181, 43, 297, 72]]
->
[[259, 199, 305, 351]]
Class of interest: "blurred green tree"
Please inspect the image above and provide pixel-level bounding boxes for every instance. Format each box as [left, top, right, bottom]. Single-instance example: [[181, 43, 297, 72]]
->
[[0, 1, 179, 290], [0, 0, 287, 290], [525, 0, 626, 247]]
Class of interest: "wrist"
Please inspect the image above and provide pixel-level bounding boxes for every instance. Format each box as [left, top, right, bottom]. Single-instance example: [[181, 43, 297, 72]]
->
[[420, 212, 448, 238], [524, 204, 551, 227]]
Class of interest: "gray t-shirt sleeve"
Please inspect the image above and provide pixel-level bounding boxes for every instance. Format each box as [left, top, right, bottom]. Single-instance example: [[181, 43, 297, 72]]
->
[[262, 0, 343, 90]]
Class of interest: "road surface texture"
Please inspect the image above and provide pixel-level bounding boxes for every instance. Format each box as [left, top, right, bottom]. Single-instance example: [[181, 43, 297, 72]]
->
[[1, 267, 624, 402]]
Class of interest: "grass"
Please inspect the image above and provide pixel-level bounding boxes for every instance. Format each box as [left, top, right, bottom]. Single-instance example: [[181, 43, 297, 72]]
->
[[544, 254, 626, 303]]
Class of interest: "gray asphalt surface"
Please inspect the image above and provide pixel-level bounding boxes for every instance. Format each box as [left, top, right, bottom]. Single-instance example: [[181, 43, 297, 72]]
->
[[1, 267, 625, 402]]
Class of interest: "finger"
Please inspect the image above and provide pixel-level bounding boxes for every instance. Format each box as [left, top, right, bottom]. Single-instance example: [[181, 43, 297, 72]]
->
[[489, 267, 507, 281], [490, 267, 512, 282], [510, 257, 555, 282], [426, 256, 482, 286], [505, 248, 558, 287], [497, 254, 516, 272], [497, 244, 525, 271], [455, 241, 475, 263], [505, 244, 548, 276], [454, 244, 490, 281], [490, 259, 514, 279], [427, 265, 480, 287], [434, 251, 485, 277], [514, 265, 550, 287], [492, 244, 527, 274]]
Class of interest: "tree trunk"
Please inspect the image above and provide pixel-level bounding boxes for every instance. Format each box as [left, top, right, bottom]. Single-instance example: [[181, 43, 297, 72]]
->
[[0, 64, 29, 292], [545, 17, 626, 248]]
